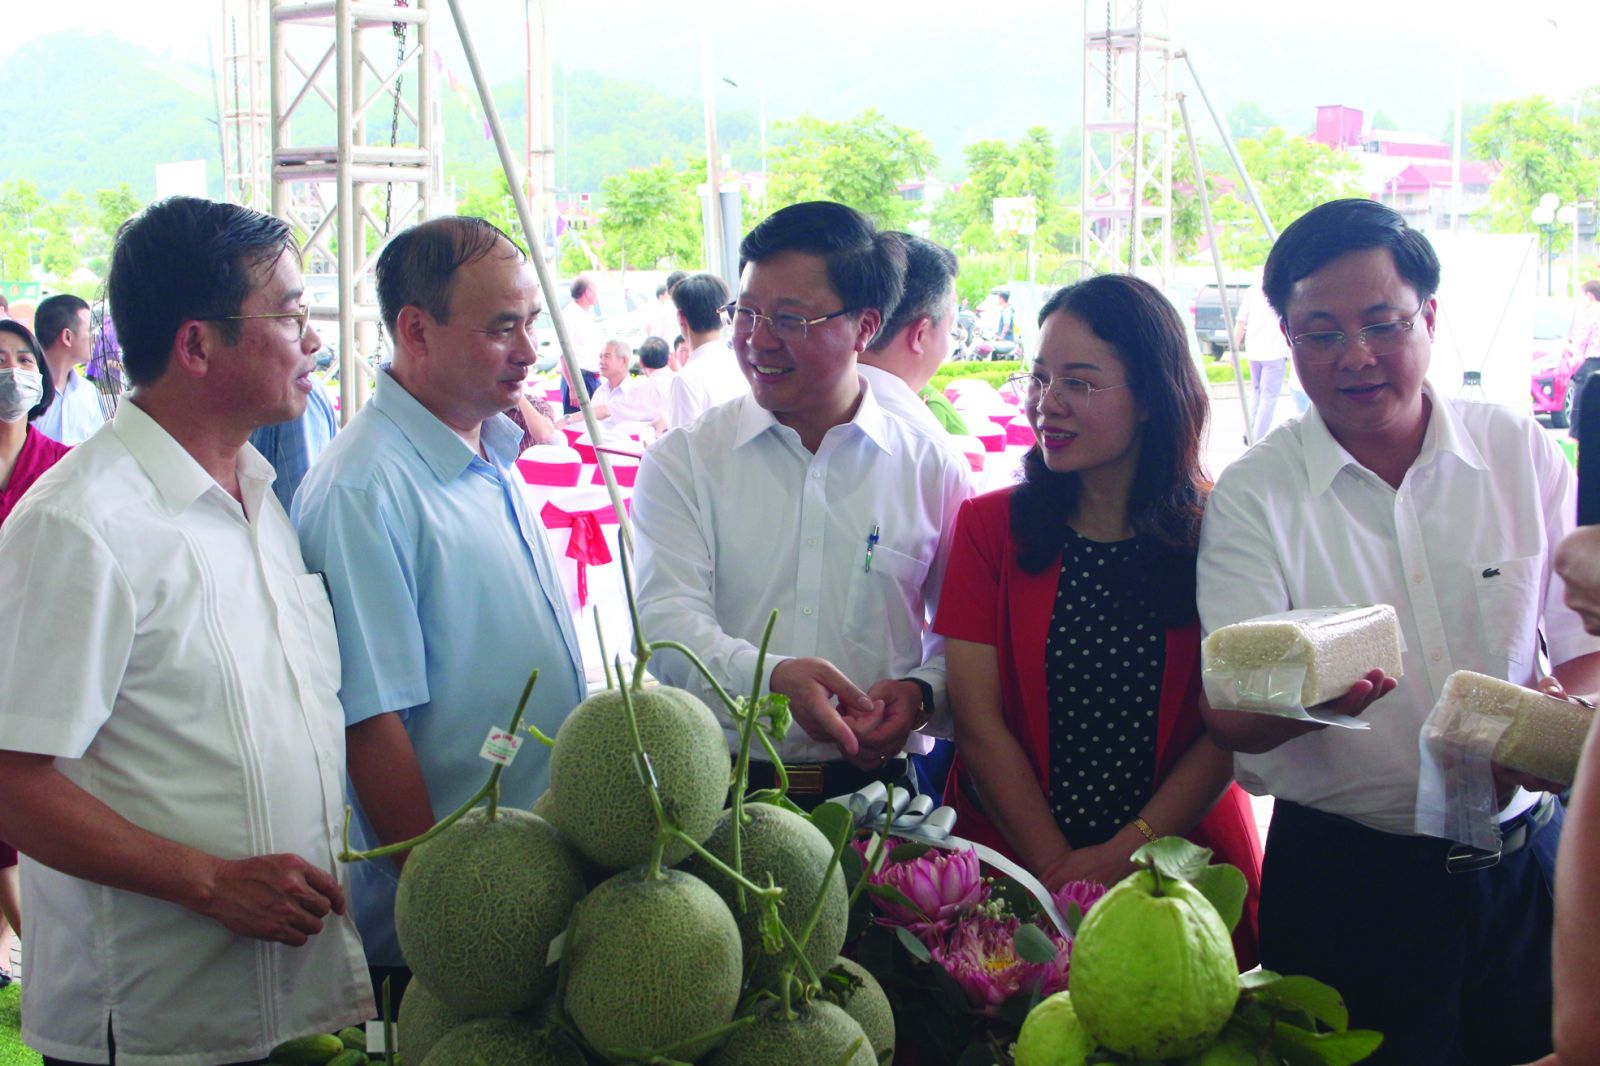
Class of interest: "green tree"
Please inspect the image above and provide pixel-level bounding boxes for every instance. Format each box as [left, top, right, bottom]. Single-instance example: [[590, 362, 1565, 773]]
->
[[765, 109, 935, 229], [95, 184, 143, 239], [1471, 95, 1596, 234], [1226, 101, 1278, 141], [1210, 130, 1363, 267], [598, 159, 700, 272], [0, 180, 44, 279]]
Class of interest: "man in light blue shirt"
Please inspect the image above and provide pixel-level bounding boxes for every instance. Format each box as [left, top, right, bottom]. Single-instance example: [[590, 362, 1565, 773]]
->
[[250, 361, 338, 511], [292, 217, 584, 1007]]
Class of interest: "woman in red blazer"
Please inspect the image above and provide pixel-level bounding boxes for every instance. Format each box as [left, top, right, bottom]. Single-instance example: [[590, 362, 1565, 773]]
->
[[933, 274, 1262, 967]]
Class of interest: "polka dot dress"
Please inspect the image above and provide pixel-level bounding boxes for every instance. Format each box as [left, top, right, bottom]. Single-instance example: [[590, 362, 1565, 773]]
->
[[1044, 529, 1163, 848]]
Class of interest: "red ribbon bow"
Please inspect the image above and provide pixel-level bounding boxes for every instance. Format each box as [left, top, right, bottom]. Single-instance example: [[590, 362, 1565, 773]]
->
[[539, 501, 614, 606]]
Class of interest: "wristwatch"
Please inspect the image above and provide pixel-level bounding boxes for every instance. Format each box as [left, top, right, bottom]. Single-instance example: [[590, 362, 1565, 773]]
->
[[901, 676, 935, 731]]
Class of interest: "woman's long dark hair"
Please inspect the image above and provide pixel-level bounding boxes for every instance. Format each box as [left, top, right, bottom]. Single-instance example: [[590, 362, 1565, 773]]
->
[[1008, 274, 1210, 622]]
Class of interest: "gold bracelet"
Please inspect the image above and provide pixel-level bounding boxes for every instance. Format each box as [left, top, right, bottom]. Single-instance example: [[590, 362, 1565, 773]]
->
[[1130, 816, 1159, 843]]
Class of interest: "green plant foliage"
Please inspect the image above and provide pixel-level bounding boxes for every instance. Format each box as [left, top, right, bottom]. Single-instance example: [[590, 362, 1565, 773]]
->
[[765, 110, 936, 230]]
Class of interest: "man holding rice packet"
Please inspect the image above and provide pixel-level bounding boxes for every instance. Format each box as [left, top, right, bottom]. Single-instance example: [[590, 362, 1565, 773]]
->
[[1196, 198, 1600, 1066]]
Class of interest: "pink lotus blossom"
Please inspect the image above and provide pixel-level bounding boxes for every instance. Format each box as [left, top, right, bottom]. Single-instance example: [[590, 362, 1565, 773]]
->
[[929, 915, 1072, 1015], [858, 841, 989, 938], [1051, 878, 1107, 919]]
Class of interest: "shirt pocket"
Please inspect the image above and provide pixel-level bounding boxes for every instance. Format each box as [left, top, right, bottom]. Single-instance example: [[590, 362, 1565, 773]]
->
[[294, 572, 344, 693], [1473, 554, 1545, 671], [842, 542, 931, 652]]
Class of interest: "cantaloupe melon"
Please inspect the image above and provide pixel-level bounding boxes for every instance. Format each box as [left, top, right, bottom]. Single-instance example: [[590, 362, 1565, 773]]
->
[[394, 808, 585, 1015], [418, 1015, 585, 1065], [832, 956, 894, 1063], [706, 1000, 875, 1066], [395, 977, 472, 1065]]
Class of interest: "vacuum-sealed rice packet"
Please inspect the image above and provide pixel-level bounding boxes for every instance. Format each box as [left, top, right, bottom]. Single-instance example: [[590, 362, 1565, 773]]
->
[[1417, 670, 1594, 849], [1200, 605, 1403, 729]]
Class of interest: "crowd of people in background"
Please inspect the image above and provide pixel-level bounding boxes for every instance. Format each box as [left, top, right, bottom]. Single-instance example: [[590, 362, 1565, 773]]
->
[[1, 193, 1599, 1066]]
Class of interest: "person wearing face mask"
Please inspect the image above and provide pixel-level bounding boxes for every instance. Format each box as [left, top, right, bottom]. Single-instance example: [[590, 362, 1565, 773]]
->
[[0, 319, 67, 526], [0, 318, 67, 986]]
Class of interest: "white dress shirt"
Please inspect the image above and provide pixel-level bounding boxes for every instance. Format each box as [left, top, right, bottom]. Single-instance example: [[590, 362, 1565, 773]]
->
[[34, 364, 108, 444], [857, 363, 967, 463], [563, 306, 603, 373], [667, 340, 748, 428], [0, 401, 372, 1064], [1198, 385, 1600, 834], [599, 369, 674, 429], [634, 381, 974, 763]]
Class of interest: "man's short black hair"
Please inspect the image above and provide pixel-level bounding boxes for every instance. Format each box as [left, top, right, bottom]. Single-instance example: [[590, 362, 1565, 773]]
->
[[1263, 198, 1441, 317], [108, 196, 295, 386], [738, 201, 906, 333], [664, 270, 688, 292], [869, 233, 958, 352], [570, 275, 594, 302], [638, 336, 670, 370], [35, 294, 90, 351], [376, 216, 521, 334], [996, 290, 1010, 303], [672, 272, 730, 334], [655, 283, 668, 298], [0, 318, 55, 421]]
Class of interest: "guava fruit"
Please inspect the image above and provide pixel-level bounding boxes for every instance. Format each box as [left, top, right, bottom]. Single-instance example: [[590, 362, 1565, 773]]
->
[[1013, 990, 1098, 1066], [1069, 868, 1239, 1059]]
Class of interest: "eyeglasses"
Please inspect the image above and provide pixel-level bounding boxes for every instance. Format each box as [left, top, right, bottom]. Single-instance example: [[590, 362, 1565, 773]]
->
[[1006, 372, 1130, 408], [1287, 299, 1427, 363], [207, 303, 312, 341], [720, 302, 859, 340]]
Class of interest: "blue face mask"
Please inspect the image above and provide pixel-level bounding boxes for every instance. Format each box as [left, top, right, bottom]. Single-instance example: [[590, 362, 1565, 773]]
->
[[0, 367, 43, 423]]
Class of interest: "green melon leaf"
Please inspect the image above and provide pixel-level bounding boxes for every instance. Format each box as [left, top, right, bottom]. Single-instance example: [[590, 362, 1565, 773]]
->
[[1192, 862, 1248, 932], [865, 881, 924, 916], [1240, 968, 1285, 990], [1131, 836, 1214, 881], [1064, 899, 1084, 936], [1255, 974, 1350, 1032], [1012, 922, 1059, 964], [1269, 1024, 1383, 1066], [894, 925, 932, 963], [888, 841, 933, 862], [809, 802, 855, 849]]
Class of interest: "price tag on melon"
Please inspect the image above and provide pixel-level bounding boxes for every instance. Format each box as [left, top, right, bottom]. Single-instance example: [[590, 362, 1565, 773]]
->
[[479, 727, 524, 766]]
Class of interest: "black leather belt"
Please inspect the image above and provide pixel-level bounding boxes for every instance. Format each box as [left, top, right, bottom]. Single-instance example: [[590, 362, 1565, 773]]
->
[[744, 758, 910, 797], [1445, 793, 1558, 873]]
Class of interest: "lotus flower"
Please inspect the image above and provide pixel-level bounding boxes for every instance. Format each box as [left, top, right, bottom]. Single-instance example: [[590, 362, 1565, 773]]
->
[[858, 840, 989, 938], [1051, 878, 1107, 919], [930, 915, 1072, 1015]]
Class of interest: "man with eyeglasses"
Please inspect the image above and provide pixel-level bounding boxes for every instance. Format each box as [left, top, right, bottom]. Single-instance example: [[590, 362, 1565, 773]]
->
[[292, 216, 584, 1010], [633, 201, 973, 809], [0, 196, 373, 1064], [1197, 198, 1600, 1065], [666, 271, 746, 428]]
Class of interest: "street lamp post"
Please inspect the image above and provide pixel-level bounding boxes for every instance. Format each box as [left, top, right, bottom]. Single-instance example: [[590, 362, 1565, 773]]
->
[[1533, 193, 1559, 297]]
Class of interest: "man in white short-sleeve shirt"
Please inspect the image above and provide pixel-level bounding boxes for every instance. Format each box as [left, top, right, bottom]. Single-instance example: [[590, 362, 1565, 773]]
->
[[0, 197, 373, 1066], [1198, 198, 1600, 1066], [666, 272, 747, 428]]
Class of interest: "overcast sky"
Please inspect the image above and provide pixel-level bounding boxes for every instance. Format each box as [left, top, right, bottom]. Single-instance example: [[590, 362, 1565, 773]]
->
[[7, 0, 1597, 141]]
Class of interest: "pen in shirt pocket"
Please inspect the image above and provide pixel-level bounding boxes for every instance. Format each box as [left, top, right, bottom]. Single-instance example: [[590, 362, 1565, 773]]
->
[[864, 522, 880, 573]]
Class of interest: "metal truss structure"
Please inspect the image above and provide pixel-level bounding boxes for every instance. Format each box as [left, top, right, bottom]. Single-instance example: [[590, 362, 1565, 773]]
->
[[1080, 0, 1174, 283], [218, 0, 272, 212], [267, 0, 441, 417]]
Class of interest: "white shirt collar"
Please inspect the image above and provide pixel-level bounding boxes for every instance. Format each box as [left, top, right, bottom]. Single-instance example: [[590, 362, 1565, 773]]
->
[[729, 374, 894, 455], [1300, 380, 1488, 496], [111, 399, 274, 515]]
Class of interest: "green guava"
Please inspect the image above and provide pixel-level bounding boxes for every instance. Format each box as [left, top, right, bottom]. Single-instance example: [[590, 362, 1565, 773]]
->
[[1013, 990, 1098, 1066], [1069, 868, 1240, 1059]]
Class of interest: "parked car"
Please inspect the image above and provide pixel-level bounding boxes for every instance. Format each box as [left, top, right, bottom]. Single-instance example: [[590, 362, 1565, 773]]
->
[[1191, 282, 1249, 359], [1530, 301, 1583, 428]]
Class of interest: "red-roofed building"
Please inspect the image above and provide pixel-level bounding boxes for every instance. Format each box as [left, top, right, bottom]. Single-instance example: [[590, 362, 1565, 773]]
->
[[1377, 160, 1498, 230]]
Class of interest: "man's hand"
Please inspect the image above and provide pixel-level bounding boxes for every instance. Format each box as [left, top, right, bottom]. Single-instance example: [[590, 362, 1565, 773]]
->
[[769, 658, 882, 759], [1205, 669, 1398, 754], [1557, 527, 1600, 635], [196, 854, 346, 947], [846, 679, 924, 770]]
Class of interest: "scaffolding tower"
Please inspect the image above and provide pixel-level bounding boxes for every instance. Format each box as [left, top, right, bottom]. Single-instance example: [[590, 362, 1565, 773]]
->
[[1080, 0, 1175, 283], [268, 0, 441, 419], [218, 0, 272, 211]]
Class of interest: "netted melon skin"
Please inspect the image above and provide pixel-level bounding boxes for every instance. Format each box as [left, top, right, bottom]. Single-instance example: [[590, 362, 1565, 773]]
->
[[419, 1015, 586, 1066], [707, 1000, 876, 1066], [549, 686, 730, 869], [564, 869, 744, 1063], [396, 977, 473, 1065], [394, 809, 586, 1016]]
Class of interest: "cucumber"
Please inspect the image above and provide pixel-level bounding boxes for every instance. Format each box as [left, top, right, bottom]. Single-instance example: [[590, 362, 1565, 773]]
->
[[327, 1049, 369, 1066], [268, 1032, 346, 1064], [337, 1027, 367, 1052]]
